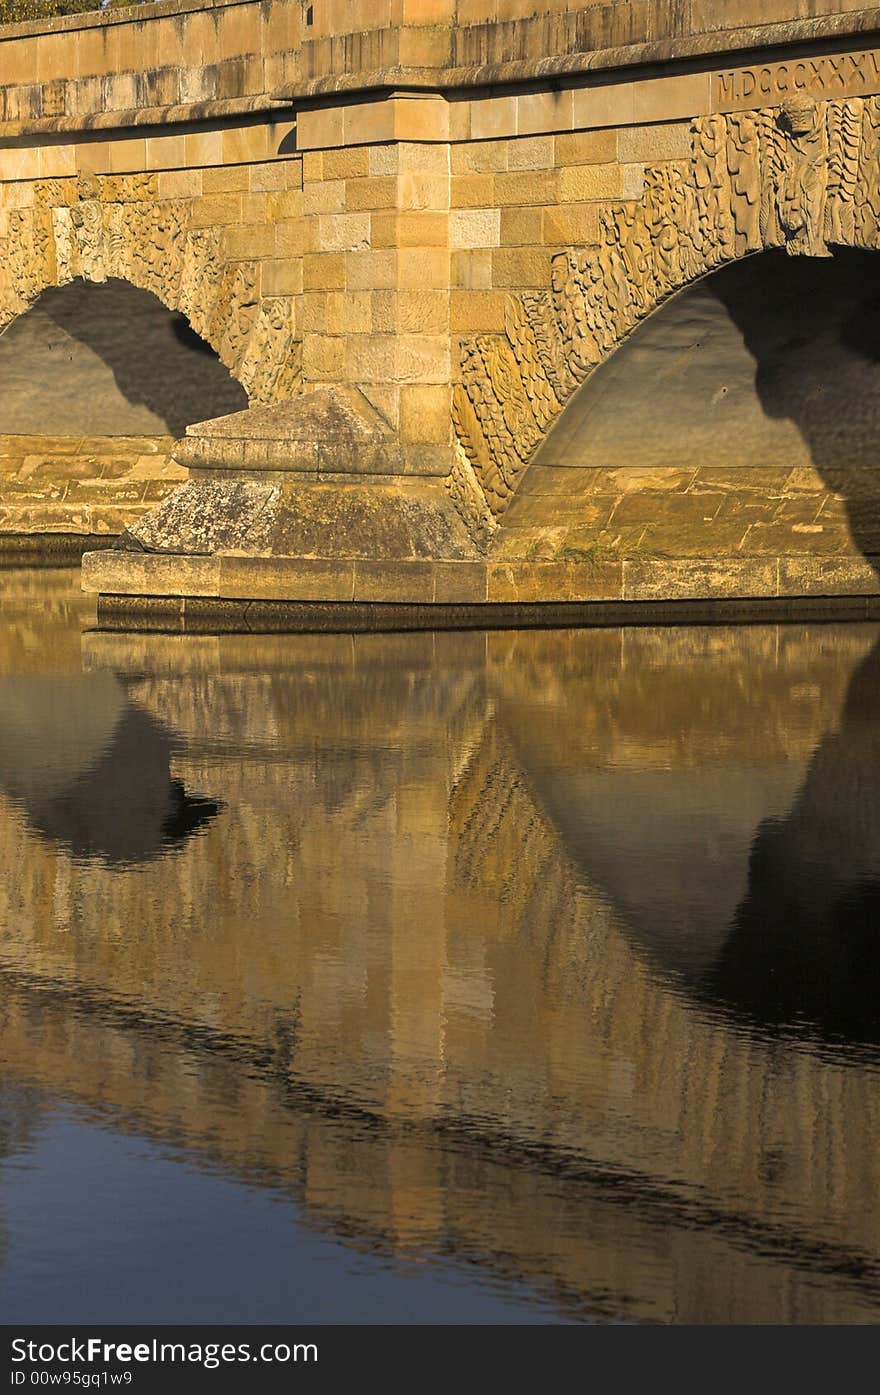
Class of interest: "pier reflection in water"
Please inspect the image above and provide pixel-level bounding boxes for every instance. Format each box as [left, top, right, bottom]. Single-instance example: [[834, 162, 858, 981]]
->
[[1, 569, 880, 1323]]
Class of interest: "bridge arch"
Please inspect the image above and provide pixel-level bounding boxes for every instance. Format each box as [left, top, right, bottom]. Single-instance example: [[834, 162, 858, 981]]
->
[[0, 278, 249, 440], [451, 95, 880, 548], [0, 270, 253, 545], [496, 247, 880, 563], [0, 173, 301, 408]]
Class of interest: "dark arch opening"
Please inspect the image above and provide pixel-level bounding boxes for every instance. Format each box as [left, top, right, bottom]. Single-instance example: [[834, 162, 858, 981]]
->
[[0, 278, 247, 437], [502, 248, 880, 569], [0, 279, 248, 548]]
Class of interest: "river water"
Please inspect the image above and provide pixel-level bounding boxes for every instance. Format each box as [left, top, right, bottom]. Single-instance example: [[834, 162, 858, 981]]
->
[[1, 567, 879, 1324]]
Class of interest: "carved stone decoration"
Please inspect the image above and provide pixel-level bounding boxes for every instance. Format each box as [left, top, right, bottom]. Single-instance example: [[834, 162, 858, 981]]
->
[[775, 95, 831, 256], [453, 95, 880, 537], [215, 262, 259, 374], [0, 172, 302, 415], [446, 436, 499, 552], [237, 297, 301, 404]]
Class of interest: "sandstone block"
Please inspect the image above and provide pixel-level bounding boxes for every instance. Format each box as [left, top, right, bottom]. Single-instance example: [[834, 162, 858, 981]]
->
[[494, 169, 558, 206], [297, 106, 345, 150], [303, 252, 347, 290], [542, 203, 600, 245], [221, 557, 356, 602], [450, 289, 508, 332], [345, 176, 398, 211], [433, 561, 488, 603], [261, 259, 304, 295], [398, 249, 450, 288], [158, 169, 203, 199], [506, 134, 555, 169], [82, 551, 220, 599], [345, 250, 397, 290], [224, 222, 275, 259], [321, 146, 371, 181], [555, 132, 616, 169], [451, 174, 495, 208], [303, 179, 346, 215], [449, 207, 501, 249], [451, 249, 493, 289], [353, 560, 435, 603], [302, 334, 347, 380], [470, 96, 518, 143], [397, 174, 450, 211], [190, 193, 243, 228], [491, 247, 552, 288], [399, 385, 453, 445], [318, 212, 371, 252], [516, 93, 574, 137], [501, 206, 543, 245], [558, 163, 624, 202], [451, 141, 509, 175], [617, 122, 692, 162], [394, 335, 450, 384], [249, 161, 295, 193]]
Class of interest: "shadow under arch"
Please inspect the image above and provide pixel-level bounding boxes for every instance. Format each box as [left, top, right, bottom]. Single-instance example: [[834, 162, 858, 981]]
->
[[0, 278, 248, 439], [715, 245, 880, 572]]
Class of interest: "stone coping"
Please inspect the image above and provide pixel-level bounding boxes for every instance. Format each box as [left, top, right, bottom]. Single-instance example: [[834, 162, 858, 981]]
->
[[0, 6, 878, 145], [6, 0, 877, 52], [174, 389, 453, 478], [175, 448, 452, 477], [0, 96, 283, 141], [276, 8, 880, 102], [82, 550, 880, 607]]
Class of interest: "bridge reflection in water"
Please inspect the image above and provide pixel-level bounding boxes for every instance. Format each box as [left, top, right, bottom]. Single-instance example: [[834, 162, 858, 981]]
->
[[1, 570, 880, 1323]]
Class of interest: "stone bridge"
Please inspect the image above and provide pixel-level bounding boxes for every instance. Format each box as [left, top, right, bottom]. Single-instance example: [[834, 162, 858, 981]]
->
[[3, 2, 880, 618]]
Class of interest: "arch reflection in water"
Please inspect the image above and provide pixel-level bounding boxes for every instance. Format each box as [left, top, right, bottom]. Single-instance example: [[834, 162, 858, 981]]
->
[[707, 639, 880, 1042], [3, 573, 880, 1323], [0, 687, 220, 867], [0, 585, 221, 866]]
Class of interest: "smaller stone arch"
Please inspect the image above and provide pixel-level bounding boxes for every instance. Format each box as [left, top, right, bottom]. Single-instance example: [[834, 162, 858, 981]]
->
[[0, 171, 302, 407], [450, 94, 880, 549]]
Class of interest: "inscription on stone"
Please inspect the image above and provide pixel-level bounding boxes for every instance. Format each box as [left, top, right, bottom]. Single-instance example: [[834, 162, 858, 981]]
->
[[714, 50, 880, 111]]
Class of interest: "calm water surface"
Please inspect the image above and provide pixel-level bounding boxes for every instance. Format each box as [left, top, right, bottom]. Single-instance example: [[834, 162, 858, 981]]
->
[[1, 568, 880, 1324]]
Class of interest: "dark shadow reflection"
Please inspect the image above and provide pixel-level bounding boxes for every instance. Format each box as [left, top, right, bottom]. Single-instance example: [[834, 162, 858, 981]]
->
[[703, 637, 880, 1042], [0, 675, 220, 866], [493, 623, 880, 1048]]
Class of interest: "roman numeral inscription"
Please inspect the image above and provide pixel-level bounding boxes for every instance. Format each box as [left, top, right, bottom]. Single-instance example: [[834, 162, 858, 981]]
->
[[714, 51, 880, 110]]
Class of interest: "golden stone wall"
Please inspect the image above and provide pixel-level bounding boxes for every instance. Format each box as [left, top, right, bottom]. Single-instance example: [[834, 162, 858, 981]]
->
[[5, 2, 880, 601]]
